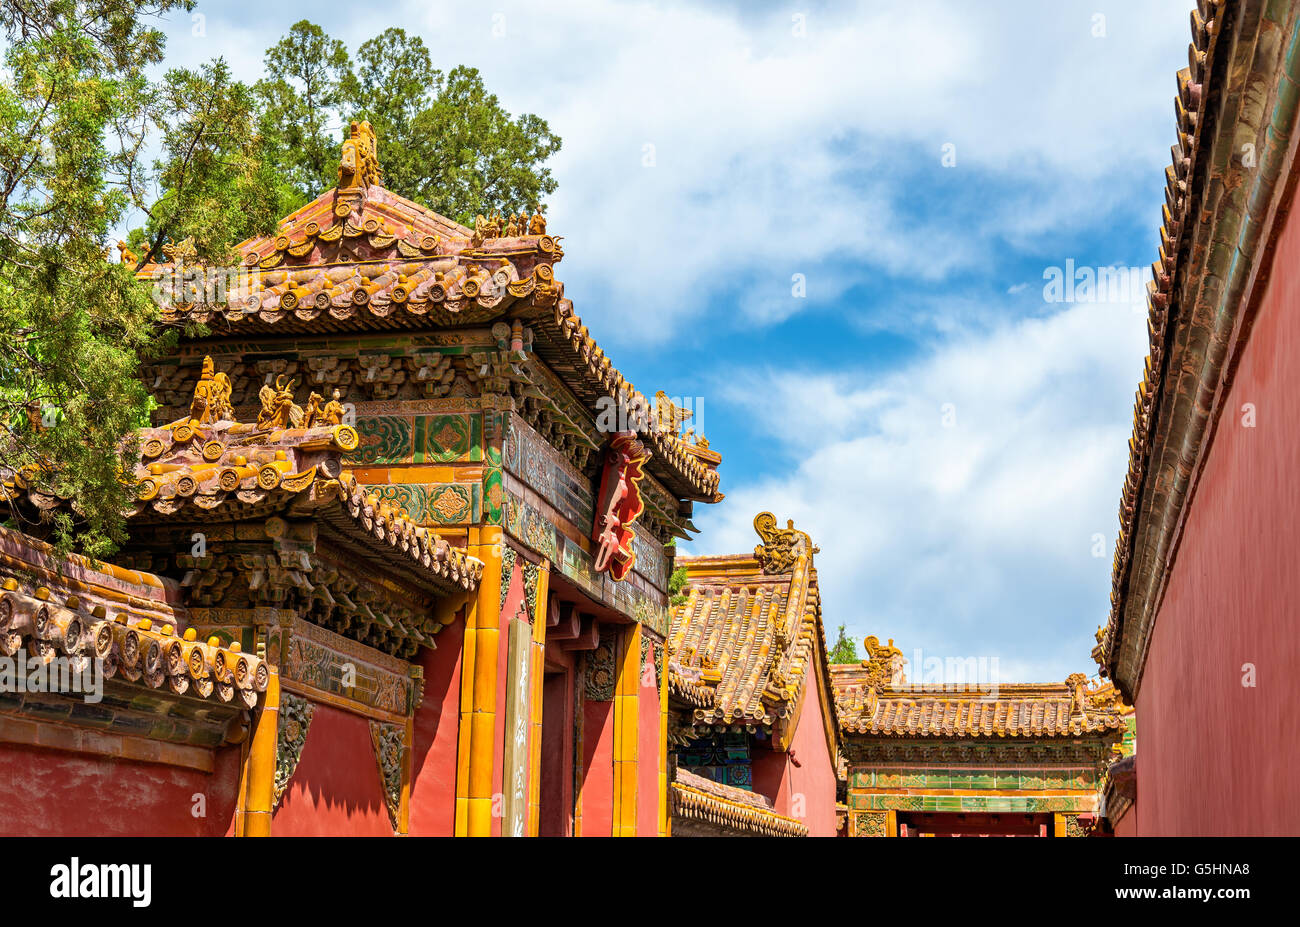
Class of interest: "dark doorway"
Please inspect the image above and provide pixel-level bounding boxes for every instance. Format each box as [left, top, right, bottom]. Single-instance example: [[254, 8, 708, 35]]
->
[[539, 667, 573, 836], [896, 812, 1054, 836]]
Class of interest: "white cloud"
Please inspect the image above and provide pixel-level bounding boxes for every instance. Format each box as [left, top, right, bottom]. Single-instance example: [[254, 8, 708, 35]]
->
[[685, 297, 1148, 681], [162, 0, 1193, 342], [381, 0, 1194, 341]]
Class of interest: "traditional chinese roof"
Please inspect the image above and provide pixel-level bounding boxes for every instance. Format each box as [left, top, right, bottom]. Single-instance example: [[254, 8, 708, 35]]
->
[[670, 768, 809, 837], [832, 653, 1126, 739], [667, 513, 838, 749], [138, 122, 721, 503], [2, 360, 483, 598], [1100, 1, 1300, 696], [130, 420, 481, 597], [666, 658, 714, 708], [0, 526, 269, 710]]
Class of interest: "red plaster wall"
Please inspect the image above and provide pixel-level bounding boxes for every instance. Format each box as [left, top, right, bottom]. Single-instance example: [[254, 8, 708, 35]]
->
[[1113, 803, 1137, 838], [784, 661, 839, 837], [637, 656, 661, 836], [1134, 188, 1300, 836], [0, 741, 239, 836], [579, 699, 613, 836], [749, 662, 839, 836], [749, 736, 788, 814], [272, 702, 392, 836], [408, 615, 465, 837]]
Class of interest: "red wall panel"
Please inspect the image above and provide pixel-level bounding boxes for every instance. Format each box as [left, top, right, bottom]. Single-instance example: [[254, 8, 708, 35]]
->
[[0, 741, 239, 836], [1134, 190, 1300, 835], [579, 699, 613, 836], [785, 661, 839, 836], [272, 701, 392, 836], [408, 616, 465, 836]]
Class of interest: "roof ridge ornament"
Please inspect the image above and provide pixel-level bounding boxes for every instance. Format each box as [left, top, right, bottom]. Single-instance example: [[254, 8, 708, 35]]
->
[[183, 355, 234, 426], [160, 236, 198, 265], [861, 635, 906, 690], [752, 511, 818, 574], [334, 120, 381, 218], [1068, 672, 1088, 718]]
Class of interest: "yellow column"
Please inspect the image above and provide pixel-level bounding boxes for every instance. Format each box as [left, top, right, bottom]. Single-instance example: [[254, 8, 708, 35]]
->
[[658, 638, 669, 837], [466, 525, 504, 837], [453, 531, 482, 836], [612, 623, 641, 837], [454, 587, 477, 836], [236, 668, 280, 837], [526, 562, 550, 837]]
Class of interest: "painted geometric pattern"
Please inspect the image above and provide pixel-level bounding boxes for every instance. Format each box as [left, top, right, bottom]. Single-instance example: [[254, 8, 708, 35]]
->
[[426, 483, 480, 524], [415, 414, 481, 463], [346, 414, 482, 466], [363, 482, 482, 526], [854, 812, 888, 836], [349, 416, 413, 465], [686, 764, 753, 789], [850, 767, 1097, 791], [848, 792, 1095, 813]]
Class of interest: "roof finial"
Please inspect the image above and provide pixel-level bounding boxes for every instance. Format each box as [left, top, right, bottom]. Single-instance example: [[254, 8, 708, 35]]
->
[[338, 120, 380, 191], [752, 511, 818, 574], [861, 636, 906, 689], [333, 121, 380, 218]]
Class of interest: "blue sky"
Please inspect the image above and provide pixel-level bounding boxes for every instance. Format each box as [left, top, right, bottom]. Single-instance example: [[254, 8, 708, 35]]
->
[[155, 0, 1193, 681]]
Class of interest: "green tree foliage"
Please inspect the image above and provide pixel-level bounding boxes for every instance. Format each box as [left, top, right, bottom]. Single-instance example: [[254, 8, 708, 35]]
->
[[669, 565, 689, 607], [1, 5, 562, 559], [828, 624, 859, 663], [0, 0, 276, 557], [132, 60, 285, 265], [257, 21, 562, 225], [253, 20, 349, 211]]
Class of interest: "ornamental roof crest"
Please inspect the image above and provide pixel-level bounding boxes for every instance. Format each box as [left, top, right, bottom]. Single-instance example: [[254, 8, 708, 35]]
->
[[861, 635, 907, 690], [752, 511, 818, 574], [335, 120, 381, 216]]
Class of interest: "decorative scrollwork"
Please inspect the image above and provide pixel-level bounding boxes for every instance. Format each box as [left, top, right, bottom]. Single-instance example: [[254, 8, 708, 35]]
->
[[861, 635, 906, 690], [274, 693, 315, 806], [369, 720, 406, 832], [752, 512, 817, 574]]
